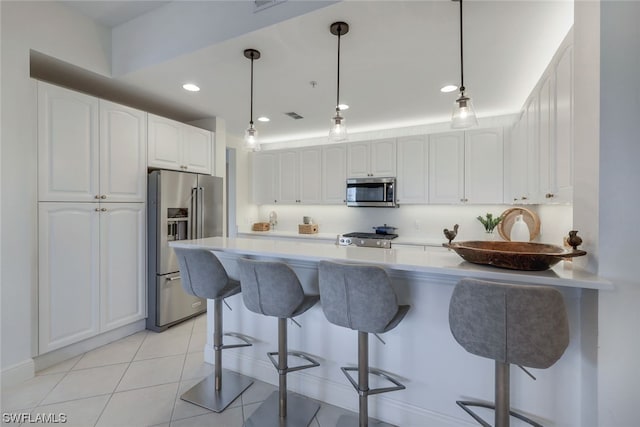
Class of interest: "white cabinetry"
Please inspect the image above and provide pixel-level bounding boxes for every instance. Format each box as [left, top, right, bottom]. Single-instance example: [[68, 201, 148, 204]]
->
[[510, 31, 573, 205], [322, 144, 347, 204], [38, 202, 145, 353], [396, 136, 428, 204], [253, 148, 322, 204], [148, 114, 212, 175], [37, 82, 147, 354], [347, 139, 396, 178], [428, 132, 464, 203], [429, 129, 504, 204], [38, 83, 146, 202]]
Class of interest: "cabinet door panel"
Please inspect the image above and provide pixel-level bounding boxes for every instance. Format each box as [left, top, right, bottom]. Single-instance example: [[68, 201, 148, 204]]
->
[[299, 148, 322, 203], [148, 115, 181, 170], [100, 203, 146, 332], [100, 101, 147, 202], [538, 75, 553, 199], [465, 129, 504, 203], [183, 126, 212, 174], [347, 143, 370, 178], [322, 145, 347, 204], [397, 136, 428, 204], [370, 139, 396, 177], [38, 83, 99, 202], [252, 153, 278, 204], [39, 203, 100, 353], [429, 133, 464, 203], [278, 151, 299, 203], [554, 44, 573, 201]]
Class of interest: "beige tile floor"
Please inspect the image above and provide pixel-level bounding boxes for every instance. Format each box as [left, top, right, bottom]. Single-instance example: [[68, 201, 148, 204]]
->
[[1, 314, 356, 427]]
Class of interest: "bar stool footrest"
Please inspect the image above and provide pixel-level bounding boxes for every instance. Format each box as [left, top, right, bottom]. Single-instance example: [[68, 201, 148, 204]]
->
[[340, 367, 406, 397], [267, 351, 320, 374], [456, 400, 544, 427], [218, 332, 253, 350]]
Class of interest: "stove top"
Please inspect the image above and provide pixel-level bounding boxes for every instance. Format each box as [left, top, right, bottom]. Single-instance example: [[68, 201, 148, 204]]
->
[[340, 232, 398, 248], [342, 232, 398, 240]]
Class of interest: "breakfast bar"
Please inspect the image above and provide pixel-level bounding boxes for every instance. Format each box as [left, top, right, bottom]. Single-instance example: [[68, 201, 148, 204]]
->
[[170, 237, 610, 427]]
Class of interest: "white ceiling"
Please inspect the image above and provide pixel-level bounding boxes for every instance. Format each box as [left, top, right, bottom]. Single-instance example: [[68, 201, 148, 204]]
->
[[62, 1, 574, 144]]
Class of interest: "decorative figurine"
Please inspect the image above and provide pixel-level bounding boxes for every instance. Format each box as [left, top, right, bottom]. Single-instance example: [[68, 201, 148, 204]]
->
[[567, 230, 583, 250], [444, 224, 459, 244]]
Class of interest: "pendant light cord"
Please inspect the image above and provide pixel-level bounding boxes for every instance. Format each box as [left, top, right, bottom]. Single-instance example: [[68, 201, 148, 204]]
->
[[336, 25, 341, 112], [459, 0, 465, 93], [249, 53, 254, 126]]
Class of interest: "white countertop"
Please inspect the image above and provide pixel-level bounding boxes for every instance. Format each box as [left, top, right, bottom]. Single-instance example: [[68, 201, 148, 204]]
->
[[171, 237, 612, 290]]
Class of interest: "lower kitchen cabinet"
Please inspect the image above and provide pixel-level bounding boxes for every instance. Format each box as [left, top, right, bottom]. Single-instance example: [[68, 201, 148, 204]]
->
[[38, 202, 146, 354]]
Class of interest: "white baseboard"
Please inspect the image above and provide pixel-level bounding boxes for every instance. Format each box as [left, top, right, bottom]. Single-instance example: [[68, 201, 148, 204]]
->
[[1, 358, 35, 387], [204, 345, 472, 427], [34, 320, 146, 373]]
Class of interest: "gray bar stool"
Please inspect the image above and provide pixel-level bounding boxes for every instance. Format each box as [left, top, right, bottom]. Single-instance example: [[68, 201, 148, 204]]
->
[[173, 247, 254, 412], [318, 260, 410, 427], [238, 258, 321, 427], [448, 278, 570, 427]]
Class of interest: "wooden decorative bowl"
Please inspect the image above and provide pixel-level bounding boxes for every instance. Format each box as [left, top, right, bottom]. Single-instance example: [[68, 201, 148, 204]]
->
[[443, 241, 587, 271]]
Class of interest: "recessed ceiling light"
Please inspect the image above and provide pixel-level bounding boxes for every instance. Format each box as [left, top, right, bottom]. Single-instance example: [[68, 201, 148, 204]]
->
[[440, 85, 458, 93], [182, 83, 200, 92], [257, 116, 270, 122], [338, 104, 349, 110]]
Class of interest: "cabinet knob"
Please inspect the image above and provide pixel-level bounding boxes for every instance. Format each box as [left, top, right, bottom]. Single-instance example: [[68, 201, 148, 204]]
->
[[513, 198, 518, 202], [95, 208, 100, 212], [522, 196, 528, 200], [95, 195, 100, 199], [545, 193, 555, 199], [460, 198, 468, 203], [101, 208, 107, 212], [100, 195, 106, 199]]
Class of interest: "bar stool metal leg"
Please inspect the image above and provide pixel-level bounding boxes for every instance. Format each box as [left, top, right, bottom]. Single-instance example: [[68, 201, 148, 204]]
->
[[245, 317, 320, 427], [180, 299, 254, 412]]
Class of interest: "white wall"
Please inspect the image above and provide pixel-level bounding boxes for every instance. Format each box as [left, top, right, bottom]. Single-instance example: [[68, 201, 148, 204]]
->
[[597, 1, 640, 425], [0, 0, 111, 382]]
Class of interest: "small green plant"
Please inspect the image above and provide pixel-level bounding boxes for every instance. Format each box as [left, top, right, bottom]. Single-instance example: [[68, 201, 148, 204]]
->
[[477, 213, 502, 233]]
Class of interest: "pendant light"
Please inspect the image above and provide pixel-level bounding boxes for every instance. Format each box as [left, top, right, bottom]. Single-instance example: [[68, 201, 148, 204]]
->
[[244, 48, 261, 151], [329, 21, 349, 142], [451, 0, 478, 129]]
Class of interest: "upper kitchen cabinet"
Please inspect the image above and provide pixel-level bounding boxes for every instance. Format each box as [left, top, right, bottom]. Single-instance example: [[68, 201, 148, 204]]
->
[[252, 152, 277, 204], [396, 135, 429, 204], [511, 31, 573, 205], [429, 129, 504, 204], [148, 114, 213, 175], [38, 82, 147, 203], [252, 147, 323, 205], [322, 144, 347, 204], [347, 139, 396, 178]]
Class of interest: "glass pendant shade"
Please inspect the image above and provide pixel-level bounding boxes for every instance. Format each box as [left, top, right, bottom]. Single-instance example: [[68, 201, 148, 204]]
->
[[244, 124, 260, 152], [451, 93, 478, 129], [329, 111, 348, 142]]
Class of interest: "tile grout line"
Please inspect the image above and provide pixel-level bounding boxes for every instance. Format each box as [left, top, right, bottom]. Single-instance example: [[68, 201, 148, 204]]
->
[[91, 330, 149, 427], [168, 318, 196, 424]]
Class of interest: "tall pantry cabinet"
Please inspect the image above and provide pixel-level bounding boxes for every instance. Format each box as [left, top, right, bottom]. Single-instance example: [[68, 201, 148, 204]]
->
[[37, 82, 146, 354]]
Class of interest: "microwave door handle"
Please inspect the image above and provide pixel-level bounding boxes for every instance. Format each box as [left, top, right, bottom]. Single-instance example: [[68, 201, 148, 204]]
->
[[382, 183, 388, 202]]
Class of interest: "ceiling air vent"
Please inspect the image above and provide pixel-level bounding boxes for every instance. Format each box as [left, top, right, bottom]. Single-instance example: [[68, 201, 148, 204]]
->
[[254, 0, 287, 13], [285, 112, 304, 120]]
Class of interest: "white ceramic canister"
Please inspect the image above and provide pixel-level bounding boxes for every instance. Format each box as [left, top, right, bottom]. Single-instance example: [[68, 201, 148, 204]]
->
[[510, 214, 530, 242]]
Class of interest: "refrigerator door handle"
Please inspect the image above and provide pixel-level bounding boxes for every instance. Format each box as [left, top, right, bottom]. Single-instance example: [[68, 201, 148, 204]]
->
[[190, 187, 197, 239], [198, 187, 204, 238]]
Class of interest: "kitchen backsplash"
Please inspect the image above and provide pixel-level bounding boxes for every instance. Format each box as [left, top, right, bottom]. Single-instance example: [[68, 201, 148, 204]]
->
[[246, 204, 573, 246]]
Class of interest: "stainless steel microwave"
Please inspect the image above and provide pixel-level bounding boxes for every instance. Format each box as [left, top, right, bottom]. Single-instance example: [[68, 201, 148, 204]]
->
[[346, 177, 396, 207]]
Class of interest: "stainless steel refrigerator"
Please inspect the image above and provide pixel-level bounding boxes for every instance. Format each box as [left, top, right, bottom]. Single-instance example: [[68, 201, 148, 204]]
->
[[147, 170, 223, 332]]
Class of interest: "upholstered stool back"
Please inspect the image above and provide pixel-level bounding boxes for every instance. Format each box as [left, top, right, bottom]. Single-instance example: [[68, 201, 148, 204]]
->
[[449, 278, 569, 369], [174, 247, 240, 300], [237, 258, 318, 319], [318, 260, 408, 334]]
